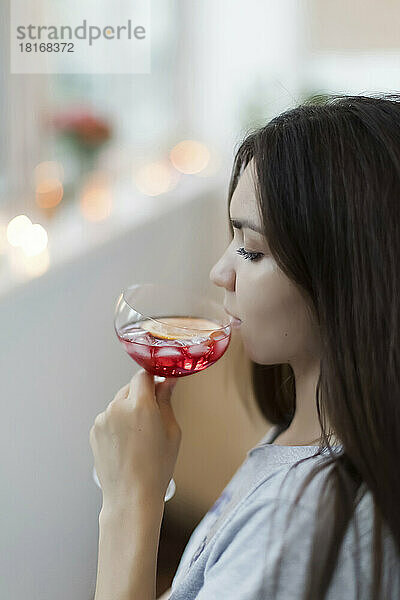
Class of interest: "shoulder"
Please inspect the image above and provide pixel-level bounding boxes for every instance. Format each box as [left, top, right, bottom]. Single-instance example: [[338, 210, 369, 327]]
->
[[247, 450, 336, 510], [246, 452, 375, 536], [201, 457, 379, 599], [197, 460, 335, 598], [207, 453, 376, 568], [204, 457, 325, 568]]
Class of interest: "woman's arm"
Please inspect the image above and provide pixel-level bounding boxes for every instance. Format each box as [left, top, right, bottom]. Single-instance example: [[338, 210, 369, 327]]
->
[[89, 371, 181, 599], [94, 499, 165, 600], [157, 587, 172, 599]]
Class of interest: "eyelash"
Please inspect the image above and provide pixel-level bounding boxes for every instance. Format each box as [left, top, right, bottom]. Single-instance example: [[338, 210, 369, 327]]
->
[[236, 247, 263, 262]]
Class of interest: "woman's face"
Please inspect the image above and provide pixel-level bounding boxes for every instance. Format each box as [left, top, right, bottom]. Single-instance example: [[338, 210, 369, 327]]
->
[[209, 160, 321, 366]]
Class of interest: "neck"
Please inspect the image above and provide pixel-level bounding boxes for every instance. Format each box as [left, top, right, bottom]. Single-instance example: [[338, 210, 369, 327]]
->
[[273, 357, 340, 446]]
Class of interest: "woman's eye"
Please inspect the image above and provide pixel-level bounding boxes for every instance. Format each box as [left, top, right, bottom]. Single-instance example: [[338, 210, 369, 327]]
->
[[236, 247, 263, 262]]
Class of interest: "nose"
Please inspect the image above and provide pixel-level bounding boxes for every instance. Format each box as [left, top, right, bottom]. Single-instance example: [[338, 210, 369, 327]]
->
[[209, 252, 235, 292]]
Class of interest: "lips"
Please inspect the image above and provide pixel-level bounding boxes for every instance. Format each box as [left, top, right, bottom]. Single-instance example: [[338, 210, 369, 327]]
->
[[224, 305, 242, 324]]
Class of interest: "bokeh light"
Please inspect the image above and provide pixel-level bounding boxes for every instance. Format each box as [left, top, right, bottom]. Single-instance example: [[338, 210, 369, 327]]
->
[[170, 140, 210, 174], [79, 172, 113, 221], [34, 162, 64, 211], [0, 223, 6, 257], [10, 247, 50, 279], [23, 249, 50, 278], [20, 223, 48, 257], [134, 160, 180, 196], [36, 179, 64, 209], [34, 161, 64, 185], [6, 215, 33, 247], [194, 146, 222, 178]]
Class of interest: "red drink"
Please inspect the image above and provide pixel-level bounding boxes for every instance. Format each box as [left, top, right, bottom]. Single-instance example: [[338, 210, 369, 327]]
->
[[117, 316, 231, 377]]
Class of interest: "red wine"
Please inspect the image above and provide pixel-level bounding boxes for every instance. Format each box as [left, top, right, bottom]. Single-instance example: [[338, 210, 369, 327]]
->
[[117, 316, 231, 377]]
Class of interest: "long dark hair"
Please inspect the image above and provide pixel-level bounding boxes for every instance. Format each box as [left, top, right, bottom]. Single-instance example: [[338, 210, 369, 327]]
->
[[227, 93, 400, 599]]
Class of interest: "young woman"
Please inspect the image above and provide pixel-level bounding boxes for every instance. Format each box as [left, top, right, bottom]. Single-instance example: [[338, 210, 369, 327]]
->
[[90, 94, 400, 600]]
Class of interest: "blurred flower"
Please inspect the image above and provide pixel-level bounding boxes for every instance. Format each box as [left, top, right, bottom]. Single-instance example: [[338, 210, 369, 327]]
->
[[51, 107, 112, 147], [49, 108, 113, 202]]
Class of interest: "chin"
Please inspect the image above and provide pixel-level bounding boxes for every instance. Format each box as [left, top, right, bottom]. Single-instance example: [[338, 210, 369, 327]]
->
[[241, 336, 263, 364], [242, 339, 283, 366]]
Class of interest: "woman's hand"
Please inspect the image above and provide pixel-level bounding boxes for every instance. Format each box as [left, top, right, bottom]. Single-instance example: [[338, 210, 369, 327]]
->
[[89, 369, 181, 510]]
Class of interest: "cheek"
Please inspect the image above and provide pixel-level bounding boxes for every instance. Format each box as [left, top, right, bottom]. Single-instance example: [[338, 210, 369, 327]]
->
[[237, 263, 318, 364]]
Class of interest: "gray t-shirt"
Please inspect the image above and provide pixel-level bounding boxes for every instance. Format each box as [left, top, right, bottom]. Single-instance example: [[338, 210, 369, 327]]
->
[[169, 425, 399, 599]]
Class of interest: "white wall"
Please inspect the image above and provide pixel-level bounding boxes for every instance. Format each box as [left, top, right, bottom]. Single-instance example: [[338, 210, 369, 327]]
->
[[176, 0, 304, 158], [0, 183, 229, 600]]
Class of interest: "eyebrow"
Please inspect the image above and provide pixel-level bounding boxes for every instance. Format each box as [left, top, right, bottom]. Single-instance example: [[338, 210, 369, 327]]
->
[[230, 218, 264, 235]]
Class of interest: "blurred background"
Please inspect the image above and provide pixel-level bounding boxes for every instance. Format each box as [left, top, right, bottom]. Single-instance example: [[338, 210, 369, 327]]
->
[[1, 1, 400, 598]]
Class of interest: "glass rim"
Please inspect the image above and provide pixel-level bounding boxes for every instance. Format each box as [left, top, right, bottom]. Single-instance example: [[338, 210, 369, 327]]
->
[[118, 282, 231, 333]]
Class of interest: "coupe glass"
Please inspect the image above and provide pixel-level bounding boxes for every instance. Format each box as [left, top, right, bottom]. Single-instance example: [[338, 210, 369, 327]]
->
[[93, 282, 232, 502]]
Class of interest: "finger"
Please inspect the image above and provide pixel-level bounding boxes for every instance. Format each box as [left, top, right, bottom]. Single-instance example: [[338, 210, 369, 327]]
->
[[155, 378, 179, 428], [106, 383, 129, 414], [94, 411, 106, 427], [155, 377, 178, 400], [127, 369, 156, 407], [114, 382, 130, 402]]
